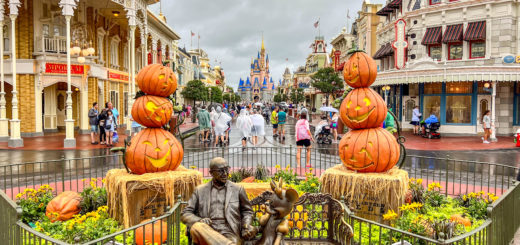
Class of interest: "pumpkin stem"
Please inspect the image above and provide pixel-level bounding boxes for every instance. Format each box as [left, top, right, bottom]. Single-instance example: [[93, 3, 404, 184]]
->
[[347, 48, 366, 55]]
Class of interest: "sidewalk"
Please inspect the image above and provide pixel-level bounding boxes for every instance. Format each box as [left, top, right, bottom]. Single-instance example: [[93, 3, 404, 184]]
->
[[0, 122, 198, 150]]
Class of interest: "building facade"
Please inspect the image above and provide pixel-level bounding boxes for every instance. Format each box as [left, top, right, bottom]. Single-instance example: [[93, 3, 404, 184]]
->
[[330, 27, 356, 72], [0, 0, 180, 147], [372, 0, 520, 136], [238, 39, 275, 102], [356, 0, 383, 56]]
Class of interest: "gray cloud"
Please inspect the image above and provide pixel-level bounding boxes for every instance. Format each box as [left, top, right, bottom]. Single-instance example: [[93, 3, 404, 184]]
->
[[150, 0, 386, 90]]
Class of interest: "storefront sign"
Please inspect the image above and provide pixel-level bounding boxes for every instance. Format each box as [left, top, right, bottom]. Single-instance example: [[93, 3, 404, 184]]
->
[[147, 52, 152, 65], [107, 69, 129, 82], [45, 63, 84, 75], [334, 50, 341, 71], [392, 19, 408, 70], [503, 55, 517, 64]]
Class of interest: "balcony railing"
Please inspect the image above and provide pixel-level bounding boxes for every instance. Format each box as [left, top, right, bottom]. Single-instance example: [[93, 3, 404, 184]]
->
[[36, 36, 68, 54]]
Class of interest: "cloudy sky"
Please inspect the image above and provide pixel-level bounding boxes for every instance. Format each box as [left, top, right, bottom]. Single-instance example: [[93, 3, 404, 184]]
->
[[150, 0, 385, 90]]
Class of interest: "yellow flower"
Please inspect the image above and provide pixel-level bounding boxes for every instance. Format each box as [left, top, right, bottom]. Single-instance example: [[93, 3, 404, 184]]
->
[[383, 209, 398, 221], [416, 179, 423, 185], [102, 178, 106, 184], [427, 182, 442, 191], [15, 193, 22, 199], [310, 183, 316, 187], [275, 164, 281, 170], [309, 168, 313, 171], [190, 166, 197, 169], [285, 165, 290, 171], [38, 203, 44, 208], [399, 202, 423, 212], [463, 195, 467, 201]]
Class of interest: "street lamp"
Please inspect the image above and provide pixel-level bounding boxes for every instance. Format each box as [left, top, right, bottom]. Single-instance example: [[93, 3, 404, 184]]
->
[[382, 85, 391, 104]]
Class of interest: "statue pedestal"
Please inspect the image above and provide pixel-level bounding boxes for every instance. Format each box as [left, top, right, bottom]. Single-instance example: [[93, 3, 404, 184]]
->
[[320, 164, 409, 222], [105, 167, 203, 228]]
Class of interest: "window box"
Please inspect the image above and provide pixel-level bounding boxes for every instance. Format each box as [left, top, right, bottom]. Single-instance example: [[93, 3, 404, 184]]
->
[[470, 41, 485, 59], [448, 42, 462, 60]]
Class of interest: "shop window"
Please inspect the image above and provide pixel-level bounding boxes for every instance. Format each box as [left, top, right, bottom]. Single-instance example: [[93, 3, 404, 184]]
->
[[405, 99, 416, 121], [110, 36, 120, 68], [430, 0, 441, 5], [446, 82, 473, 94], [110, 91, 119, 113], [446, 95, 471, 123], [3, 25, 8, 52], [477, 82, 492, 94], [123, 91, 128, 117], [424, 83, 442, 94], [123, 45, 129, 72], [470, 41, 485, 59], [428, 44, 441, 61], [423, 96, 441, 120], [448, 42, 463, 60]]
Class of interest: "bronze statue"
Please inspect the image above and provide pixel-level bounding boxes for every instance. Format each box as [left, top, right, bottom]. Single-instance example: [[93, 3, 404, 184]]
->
[[181, 157, 256, 245], [255, 178, 299, 245]]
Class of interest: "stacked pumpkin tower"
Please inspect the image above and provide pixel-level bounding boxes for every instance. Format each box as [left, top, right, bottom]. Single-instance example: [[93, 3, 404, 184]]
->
[[105, 64, 202, 228], [320, 51, 409, 222]]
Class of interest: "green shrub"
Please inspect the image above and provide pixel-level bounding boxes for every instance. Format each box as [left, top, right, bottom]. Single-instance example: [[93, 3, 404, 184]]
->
[[16, 185, 54, 224]]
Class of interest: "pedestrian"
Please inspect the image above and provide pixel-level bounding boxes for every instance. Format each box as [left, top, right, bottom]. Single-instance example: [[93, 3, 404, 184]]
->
[[331, 112, 339, 142], [271, 106, 279, 137], [98, 108, 108, 145], [482, 110, 491, 144], [104, 110, 117, 147], [295, 113, 314, 169], [236, 108, 252, 151], [214, 107, 231, 147], [250, 108, 265, 148], [106, 102, 119, 125], [130, 114, 142, 137], [210, 107, 217, 140], [411, 106, 422, 135], [197, 105, 212, 142], [88, 102, 99, 144], [278, 107, 287, 140]]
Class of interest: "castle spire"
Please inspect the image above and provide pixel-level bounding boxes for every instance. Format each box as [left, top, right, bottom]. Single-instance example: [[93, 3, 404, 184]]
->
[[261, 34, 265, 51]]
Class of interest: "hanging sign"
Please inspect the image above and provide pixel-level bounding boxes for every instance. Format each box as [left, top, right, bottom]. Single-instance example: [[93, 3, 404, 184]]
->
[[45, 63, 84, 75], [392, 18, 408, 70], [108, 69, 129, 82], [334, 50, 341, 71]]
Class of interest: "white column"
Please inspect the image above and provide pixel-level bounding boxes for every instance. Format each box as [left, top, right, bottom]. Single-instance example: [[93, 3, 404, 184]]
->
[[8, 0, 22, 147], [126, 25, 136, 135], [0, 17, 8, 141], [79, 73, 88, 133], [490, 81, 497, 142], [151, 39, 157, 64]]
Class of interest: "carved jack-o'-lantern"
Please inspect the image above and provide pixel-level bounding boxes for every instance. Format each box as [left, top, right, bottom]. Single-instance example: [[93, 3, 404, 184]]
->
[[132, 95, 173, 128], [340, 87, 387, 129], [136, 64, 177, 97], [338, 128, 400, 173], [343, 51, 377, 88], [126, 128, 183, 174]]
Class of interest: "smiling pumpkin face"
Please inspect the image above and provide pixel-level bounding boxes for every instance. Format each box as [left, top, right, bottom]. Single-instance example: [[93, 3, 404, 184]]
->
[[125, 128, 183, 174], [340, 87, 387, 129], [338, 128, 400, 173], [343, 51, 377, 88], [132, 95, 173, 128], [136, 64, 177, 97]]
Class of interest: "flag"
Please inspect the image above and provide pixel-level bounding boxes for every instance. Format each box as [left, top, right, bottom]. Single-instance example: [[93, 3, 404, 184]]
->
[[314, 20, 319, 28], [347, 9, 350, 19], [198, 34, 200, 39], [285, 58, 288, 61], [191, 31, 195, 37]]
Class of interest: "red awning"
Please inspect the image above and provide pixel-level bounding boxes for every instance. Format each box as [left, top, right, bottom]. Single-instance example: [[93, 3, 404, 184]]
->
[[464, 21, 486, 41], [442, 24, 463, 43], [374, 43, 394, 59], [388, 0, 403, 8], [373, 45, 386, 59], [421, 27, 442, 45], [376, 6, 393, 16]]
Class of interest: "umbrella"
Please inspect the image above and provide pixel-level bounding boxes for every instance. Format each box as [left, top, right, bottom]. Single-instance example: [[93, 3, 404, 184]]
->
[[319, 106, 339, 113]]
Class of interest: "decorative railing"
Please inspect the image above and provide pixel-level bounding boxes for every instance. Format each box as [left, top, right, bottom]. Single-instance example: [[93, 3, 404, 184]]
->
[[36, 36, 68, 54]]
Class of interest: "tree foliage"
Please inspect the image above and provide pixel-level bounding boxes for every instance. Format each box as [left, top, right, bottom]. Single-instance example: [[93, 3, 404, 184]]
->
[[273, 93, 283, 103], [223, 93, 231, 103], [290, 88, 305, 104], [310, 67, 343, 104], [181, 80, 208, 105], [210, 86, 223, 103]]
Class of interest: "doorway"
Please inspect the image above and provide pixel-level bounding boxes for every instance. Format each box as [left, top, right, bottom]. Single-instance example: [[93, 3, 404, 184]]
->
[[476, 95, 491, 133]]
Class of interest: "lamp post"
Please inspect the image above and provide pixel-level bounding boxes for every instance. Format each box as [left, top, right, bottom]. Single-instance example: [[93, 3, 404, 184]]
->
[[7, 0, 22, 147], [0, 1, 8, 141], [382, 85, 391, 105], [486, 82, 498, 142], [125, 3, 136, 135]]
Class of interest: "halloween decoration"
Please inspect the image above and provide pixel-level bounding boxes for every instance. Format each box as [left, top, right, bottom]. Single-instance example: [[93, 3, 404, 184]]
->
[[132, 95, 173, 128], [450, 214, 471, 227], [339, 128, 400, 173], [45, 191, 81, 222], [135, 219, 168, 245], [136, 64, 177, 97], [255, 178, 299, 245], [343, 50, 377, 88], [125, 128, 183, 175], [340, 87, 387, 129]]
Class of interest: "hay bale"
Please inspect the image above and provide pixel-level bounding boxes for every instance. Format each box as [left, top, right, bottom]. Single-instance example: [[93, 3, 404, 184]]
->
[[105, 167, 203, 228], [238, 182, 271, 200], [320, 164, 408, 222]]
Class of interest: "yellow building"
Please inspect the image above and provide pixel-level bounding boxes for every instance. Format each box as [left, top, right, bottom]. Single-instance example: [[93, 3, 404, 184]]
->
[[355, 0, 383, 56], [0, 0, 179, 147]]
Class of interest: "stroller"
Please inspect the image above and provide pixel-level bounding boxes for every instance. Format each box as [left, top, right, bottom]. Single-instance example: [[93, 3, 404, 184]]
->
[[422, 122, 441, 139], [315, 121, 333, 144], [112, 132, 119, 143]]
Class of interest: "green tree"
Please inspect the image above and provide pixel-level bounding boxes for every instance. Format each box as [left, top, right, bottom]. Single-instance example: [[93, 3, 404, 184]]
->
[[210, 86, 223, 103], [290, 88, 305, 104], [273, 93, 283, 103], [223, 93, 231, 103], [181, 80, 208, 106], [226, 86, 234, 94], [310, 67, 343, 105], [233, 94, 241, 103]]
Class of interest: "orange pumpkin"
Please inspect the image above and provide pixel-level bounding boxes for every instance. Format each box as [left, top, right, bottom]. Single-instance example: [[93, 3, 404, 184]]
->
[[338, 128, 400, 173], [125, 128, 183, 174], [343, 51, 377, 88], [135, 219, 168, 245], [45, 191, 81, 222], [136, 64, 177, 97], [132, 95, 173, 128], [450, 214, 471, 227], [340, 87, 387, 129]]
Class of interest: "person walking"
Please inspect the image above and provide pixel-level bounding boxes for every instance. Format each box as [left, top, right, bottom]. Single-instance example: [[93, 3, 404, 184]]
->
[[214, 107, 232, 147], [98, 108, 108, 145], [236, 108, 253, 151], [331, 112, 339, 142], [271, 106, 279, 137], [482, 110, 491, 144], [197, 105, 211, 142], [277, 107, 287, 140], [88, 102, 99, 144], [104, 110, 117, 147], [411, 106, 422, 135], [250, 109, 265, 148], [295, 113, 314, 169], [106, 102, 119, 125]]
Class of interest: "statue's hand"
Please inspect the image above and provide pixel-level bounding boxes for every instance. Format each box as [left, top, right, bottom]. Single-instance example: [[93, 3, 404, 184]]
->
[[199, 218, 212, 225], [241, 224, 256, 240]]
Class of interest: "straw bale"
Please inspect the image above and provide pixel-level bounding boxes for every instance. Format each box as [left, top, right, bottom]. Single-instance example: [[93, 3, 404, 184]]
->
[[320, 164, 408, 222], [105, 167, 203, 227]]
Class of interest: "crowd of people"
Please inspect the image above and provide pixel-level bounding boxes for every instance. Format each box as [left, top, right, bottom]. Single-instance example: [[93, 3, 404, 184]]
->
[[88, 102, 120, 147]]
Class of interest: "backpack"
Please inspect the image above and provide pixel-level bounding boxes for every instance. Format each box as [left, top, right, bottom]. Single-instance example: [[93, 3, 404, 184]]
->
[[296, 120, 310, 140]]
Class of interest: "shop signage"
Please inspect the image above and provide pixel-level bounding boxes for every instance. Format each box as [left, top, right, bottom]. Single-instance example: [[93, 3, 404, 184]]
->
[[503, 55, 518, 64], [108, 69, 129, 82], [392, 18, 408, 70], [148, 53, 152, 65], [334, 50, 341, 71], [45, 63, 84, 75]]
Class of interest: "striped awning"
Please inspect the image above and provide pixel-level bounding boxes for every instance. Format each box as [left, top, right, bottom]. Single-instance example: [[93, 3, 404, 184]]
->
[[464, 21, 486, 41], [388, 0, 403, 8], [376, 6, 393, 16], [421, 27, 442, 45], [442, 24, 463, 43], [374, 43, 394, 59], [373, 44, 386, 59]]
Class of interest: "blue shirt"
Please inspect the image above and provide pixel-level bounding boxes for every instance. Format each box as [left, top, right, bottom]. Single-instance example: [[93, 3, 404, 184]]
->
[[278, 111, 287, 125], [425, 115, 439, 125]]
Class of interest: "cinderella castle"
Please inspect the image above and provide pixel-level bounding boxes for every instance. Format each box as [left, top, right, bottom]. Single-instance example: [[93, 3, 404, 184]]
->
[[238, 38, 276, 102]]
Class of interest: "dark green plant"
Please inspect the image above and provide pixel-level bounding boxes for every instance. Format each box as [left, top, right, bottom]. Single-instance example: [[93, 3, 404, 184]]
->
[[209, 86, 223, 103], [273, 165, 298, 184], [425, 183, 448, 207], [290, 88, 305, 105], [229, 168, 254, 183], [254, 165, 270, 181], [310, 67, 344, 105], [298, 171, 320, 193], [431, 220, 457, 240], [79, 180, 107, 214], [181, 80, 209, 106], [16, 185, 55, 224]]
